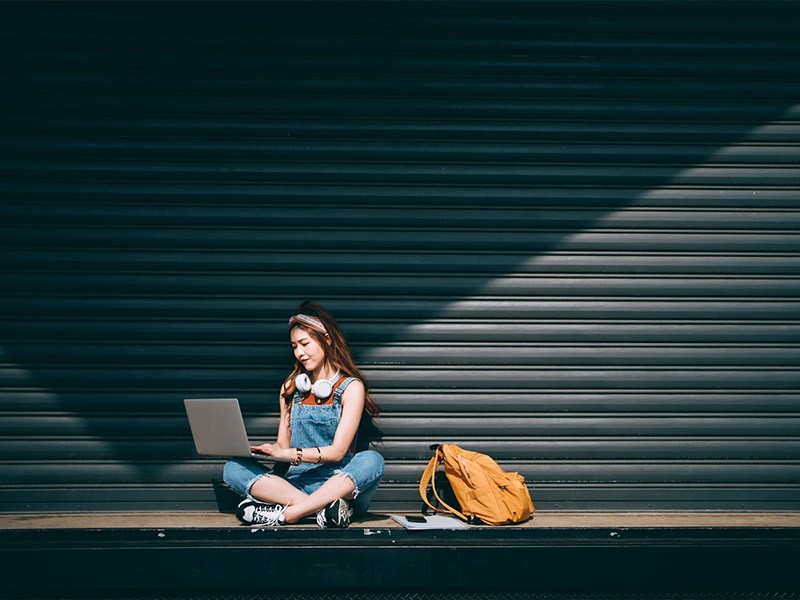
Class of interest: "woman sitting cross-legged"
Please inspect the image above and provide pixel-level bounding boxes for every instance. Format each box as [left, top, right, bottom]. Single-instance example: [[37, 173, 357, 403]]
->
[[223, 301, 384, 528]]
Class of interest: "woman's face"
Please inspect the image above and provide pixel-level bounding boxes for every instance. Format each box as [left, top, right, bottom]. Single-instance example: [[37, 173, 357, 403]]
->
[[290, 326, 328, 374]]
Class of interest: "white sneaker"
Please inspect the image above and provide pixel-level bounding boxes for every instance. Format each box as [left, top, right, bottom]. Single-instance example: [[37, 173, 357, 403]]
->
[[236, 499, 286, 526], [316, 498, 353, 529]]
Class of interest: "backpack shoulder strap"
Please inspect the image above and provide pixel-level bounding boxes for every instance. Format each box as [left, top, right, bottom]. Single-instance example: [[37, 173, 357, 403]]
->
[[419, 445, 468, 521]]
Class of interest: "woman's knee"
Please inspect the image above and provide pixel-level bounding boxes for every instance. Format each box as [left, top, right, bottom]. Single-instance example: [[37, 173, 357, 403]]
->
[[223, 458, 267, 497], [222, 459, 246, 487], [346, 450, 384, 488], [345, 451, 384, 513], [352, 450, 384, 476]]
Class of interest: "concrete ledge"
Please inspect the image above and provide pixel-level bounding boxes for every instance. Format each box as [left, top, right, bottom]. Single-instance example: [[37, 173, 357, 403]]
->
[[2, 510, 800, 530], [2, 512, 799, 596]]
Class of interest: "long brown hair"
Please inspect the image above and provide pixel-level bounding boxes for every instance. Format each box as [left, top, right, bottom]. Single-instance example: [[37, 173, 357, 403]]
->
[[282, 301, 380, 417]]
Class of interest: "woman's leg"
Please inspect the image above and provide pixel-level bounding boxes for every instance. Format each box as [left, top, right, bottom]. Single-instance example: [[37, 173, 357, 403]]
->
[[249, 472, 309, 506], [281, 472, 356, 523], [281, 450, 384, 523], [342, 450, 385, 515], [226, 452, 383, 524], [223, 458, 308, 505]]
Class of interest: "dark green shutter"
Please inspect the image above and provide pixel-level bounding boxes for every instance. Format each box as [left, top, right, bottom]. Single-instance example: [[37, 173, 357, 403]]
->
[[1, 2, 799, 512]]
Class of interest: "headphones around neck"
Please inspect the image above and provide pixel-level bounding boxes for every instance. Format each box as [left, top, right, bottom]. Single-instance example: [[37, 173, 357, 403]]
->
[[295, 371, 341, 402]]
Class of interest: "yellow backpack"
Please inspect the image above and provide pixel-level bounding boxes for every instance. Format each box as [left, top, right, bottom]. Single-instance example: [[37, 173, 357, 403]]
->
[[419, 443, 534, 526]]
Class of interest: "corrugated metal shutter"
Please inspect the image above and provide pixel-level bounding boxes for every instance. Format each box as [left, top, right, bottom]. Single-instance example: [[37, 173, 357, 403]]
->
[[1, 2, 798, 512]]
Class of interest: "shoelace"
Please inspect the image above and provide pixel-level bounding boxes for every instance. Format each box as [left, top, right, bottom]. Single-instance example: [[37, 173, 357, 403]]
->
[[315, 509, 327, 529], [316, 499, 353, 529], [336, 500, 353, 526], [250, 504, 286, 526]]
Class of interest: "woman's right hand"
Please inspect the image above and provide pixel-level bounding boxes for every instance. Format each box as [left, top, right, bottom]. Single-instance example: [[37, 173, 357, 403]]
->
[[250, 443, 292, 462]]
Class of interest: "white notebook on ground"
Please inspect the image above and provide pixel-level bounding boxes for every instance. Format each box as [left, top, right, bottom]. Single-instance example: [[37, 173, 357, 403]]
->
[[391, 514, 471, 530]]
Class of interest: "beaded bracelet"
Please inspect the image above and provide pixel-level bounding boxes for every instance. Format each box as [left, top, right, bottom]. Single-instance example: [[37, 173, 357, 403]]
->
[[292, 447, 303, 466]]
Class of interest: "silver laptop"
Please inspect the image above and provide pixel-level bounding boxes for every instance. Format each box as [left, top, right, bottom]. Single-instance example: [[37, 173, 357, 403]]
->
[[184, 397, 270, 459]]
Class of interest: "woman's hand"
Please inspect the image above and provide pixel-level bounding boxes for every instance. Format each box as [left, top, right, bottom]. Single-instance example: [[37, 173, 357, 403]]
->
[[250, 444, 293, 462]]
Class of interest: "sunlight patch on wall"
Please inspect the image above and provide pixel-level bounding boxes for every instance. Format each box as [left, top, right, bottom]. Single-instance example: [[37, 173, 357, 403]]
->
[[359, 112, 800, 369]]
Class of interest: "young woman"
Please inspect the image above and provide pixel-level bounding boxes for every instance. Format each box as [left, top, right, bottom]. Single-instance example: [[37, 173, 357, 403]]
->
[[223, 301, 384, 528]]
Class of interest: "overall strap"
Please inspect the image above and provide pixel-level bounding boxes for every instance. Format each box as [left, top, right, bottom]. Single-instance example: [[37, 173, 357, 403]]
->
[[333, 376, 361, 454], [332, 376, 358, 408]]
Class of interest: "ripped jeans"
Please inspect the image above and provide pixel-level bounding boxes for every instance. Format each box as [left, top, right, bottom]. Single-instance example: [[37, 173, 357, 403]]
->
[[223, 450, 384, 515]]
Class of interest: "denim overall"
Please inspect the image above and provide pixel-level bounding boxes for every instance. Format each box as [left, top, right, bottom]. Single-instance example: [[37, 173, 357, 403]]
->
[[223, 377, 384, 515]]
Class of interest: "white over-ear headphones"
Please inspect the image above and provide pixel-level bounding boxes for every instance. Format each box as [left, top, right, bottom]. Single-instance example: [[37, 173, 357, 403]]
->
[[295, 371, 341, 402]]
